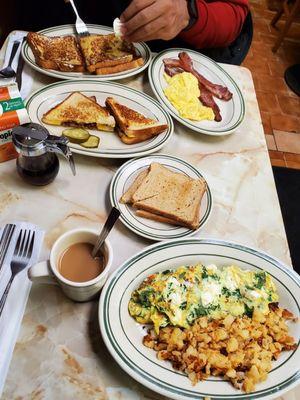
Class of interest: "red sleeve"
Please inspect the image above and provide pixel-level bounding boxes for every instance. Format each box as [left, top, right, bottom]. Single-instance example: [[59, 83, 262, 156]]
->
[[179, 0, 249, 48]]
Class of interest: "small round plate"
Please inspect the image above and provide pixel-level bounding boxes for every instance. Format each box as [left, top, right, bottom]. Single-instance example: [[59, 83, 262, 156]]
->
[[148, 48, 245, 136], [109, 154, 212, 241], [99, 238, 300, 400], [22, 24, 151, 81]]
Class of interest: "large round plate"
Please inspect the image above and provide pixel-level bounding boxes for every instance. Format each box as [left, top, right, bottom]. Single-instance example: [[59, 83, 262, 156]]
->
[[22, 24, 151, 81], [110, 154, 212, 241], [148, 48, 245, 136], [25, 80, 173, 158], [99, 238, 300, 400]]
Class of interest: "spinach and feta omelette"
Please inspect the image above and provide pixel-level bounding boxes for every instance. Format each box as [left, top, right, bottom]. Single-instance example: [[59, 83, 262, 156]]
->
[[128, 264, 278, 333]]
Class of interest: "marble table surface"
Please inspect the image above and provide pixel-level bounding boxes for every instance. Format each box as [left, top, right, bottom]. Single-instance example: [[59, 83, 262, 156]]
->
[[0, 33, 297, 400]]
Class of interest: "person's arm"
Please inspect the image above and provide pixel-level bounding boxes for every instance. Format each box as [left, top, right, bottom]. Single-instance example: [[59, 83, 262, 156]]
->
[[121, 0, 249, 47], [180, 0, 249, 48], [121, 0, 190, 42]]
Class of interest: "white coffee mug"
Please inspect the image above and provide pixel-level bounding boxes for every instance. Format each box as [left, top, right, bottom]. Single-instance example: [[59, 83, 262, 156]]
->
[[28, 228, 113, 302]]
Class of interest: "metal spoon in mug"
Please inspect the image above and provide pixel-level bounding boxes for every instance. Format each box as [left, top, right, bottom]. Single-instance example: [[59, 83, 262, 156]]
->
[[92, 207, 120, 258]]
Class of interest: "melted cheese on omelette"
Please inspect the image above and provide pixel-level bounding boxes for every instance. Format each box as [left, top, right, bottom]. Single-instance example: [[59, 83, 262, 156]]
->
[[128, 264, 278, 333]]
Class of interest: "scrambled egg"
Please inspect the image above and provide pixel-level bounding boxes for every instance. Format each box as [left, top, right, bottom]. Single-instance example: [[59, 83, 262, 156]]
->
[[163, 72, 214, 121], [128, 264, 278, 333]]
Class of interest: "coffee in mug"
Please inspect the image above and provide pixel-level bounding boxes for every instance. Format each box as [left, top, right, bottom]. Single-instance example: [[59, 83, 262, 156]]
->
[[59, 242, 104, 282], [28, 228, 113, 302]]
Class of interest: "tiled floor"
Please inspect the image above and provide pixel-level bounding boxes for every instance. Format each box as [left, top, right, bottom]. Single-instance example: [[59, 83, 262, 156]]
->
[[242, 0, 300, 169]]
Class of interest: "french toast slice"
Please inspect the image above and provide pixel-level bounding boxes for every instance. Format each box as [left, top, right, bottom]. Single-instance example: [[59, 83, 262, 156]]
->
[[27, 32, 85, 72], [42, 92, 115, 132], [105, 97, 168, 144], [79, 34, 139, 72], [96, 58, 144, 75]]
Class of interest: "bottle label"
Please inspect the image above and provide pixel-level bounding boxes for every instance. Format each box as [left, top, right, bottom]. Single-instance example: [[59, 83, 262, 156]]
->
[[0, 97, 24, 115], [0, 83, 30, 163]]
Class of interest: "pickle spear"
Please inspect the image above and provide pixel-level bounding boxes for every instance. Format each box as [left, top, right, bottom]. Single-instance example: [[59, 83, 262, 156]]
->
[[62, 128, 90, 144], [80, 135, 100, 149]]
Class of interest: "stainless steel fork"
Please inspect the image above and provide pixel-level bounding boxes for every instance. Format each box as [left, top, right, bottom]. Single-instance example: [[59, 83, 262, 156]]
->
[[0, 229, 35, 315], [67, 0, 90, 37]]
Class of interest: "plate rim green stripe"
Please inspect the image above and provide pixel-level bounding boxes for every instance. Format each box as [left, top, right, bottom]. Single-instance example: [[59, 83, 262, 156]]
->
[[25, 80, 174, 157], [118, 252, 299, 377], [100, 238, 300, 399], [109, 154, 212, 240], [148, 48, 245, 134], [22, 24, 151, 80]]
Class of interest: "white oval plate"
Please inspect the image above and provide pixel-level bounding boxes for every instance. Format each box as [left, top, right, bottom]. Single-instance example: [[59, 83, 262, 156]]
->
[[148, 48, 245, 136], [99, 238, 300, 400], [22, 24, 151, 81], [110, 154, 212, 241], [25, 80, 173, 158]]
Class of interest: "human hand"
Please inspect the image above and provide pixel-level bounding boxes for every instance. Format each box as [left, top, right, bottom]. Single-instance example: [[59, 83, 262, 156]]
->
[[120, 0, 190, 42]]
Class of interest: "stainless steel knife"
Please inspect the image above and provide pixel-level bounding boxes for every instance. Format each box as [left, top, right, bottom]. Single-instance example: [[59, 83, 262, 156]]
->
[[0, 224, 16, 272]]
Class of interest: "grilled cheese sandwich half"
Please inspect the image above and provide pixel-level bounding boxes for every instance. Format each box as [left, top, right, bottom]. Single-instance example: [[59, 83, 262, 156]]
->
[[42, 92, 115, 132], [105, 97, 168, 144]]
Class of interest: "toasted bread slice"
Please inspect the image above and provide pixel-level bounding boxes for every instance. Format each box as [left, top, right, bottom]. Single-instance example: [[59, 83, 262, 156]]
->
[[79, 34, 137, 72], [96, 58, 144, 75], [120, 169, 149, 204], [105, 97, 168, 144], [135, 209, 196, 228], [132, 163, 206, 230], [27, 32, 85, 72], [42, 92, 115, 131], [135, 209, 200, 228]]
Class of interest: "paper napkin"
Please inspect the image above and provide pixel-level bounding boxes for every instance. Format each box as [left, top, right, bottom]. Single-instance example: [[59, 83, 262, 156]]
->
[[0, 222, 44, 396], [2, 31, 34, 100]]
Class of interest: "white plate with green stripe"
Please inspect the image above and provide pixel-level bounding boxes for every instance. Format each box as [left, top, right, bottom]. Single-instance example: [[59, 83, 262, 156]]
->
[[109, 154, 212, 241], [148, 48, 245, 136], [25, 80, 173, 158], [99, 238, 300, 400], [22, 24, 151, 81]]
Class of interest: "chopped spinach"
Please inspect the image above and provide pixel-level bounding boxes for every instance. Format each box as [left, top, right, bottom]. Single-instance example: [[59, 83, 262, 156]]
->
[[209, 274, 220, 281], [180, 283, 187, 291], [244, 303, 253, 318], [194, 305, 208, 317], [138, 288, 154, 307], [207, 304, 220, 312], [254, 272, 266, 289], [162, 269, 171, 275], [232, 289, 242, 298], [179, 301, 187, 310], [222, 287, 231, 297], [268, 293, 273, 302], [222, 287, 241, 298], [201, 267, 208, 279]]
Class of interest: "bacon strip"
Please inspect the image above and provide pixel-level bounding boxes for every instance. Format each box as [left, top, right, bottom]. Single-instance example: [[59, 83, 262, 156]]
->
[[163, 53, 233, 101], [198, 83, 222, 122], [178, 52, 232, 101], [164, 65, 184, 77]]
